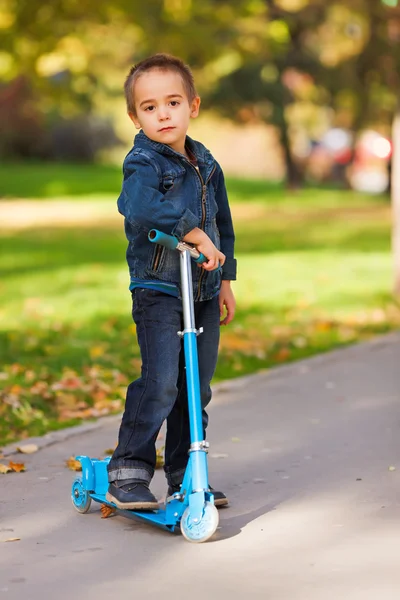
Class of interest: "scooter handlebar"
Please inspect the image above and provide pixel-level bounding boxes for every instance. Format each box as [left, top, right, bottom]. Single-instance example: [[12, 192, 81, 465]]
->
[[148, 229, 179, 251], [148, 229, 207, 264]]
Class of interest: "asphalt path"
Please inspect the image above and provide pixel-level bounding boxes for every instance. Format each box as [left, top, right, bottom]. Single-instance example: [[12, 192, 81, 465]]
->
[[1, 333, 399, 599]]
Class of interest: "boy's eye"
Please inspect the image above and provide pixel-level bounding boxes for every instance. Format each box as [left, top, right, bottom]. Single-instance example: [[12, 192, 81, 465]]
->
[[145, 105, 155, 112], [170, 101, 179, 107]]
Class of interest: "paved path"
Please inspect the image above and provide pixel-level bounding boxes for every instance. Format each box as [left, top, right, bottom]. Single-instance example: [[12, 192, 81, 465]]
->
[[1, 333, 400, 600]]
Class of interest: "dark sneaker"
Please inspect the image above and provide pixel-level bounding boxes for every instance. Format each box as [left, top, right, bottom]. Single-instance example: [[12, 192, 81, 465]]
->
[[106, 479, 159, 511], [167, 484, 229, 507]]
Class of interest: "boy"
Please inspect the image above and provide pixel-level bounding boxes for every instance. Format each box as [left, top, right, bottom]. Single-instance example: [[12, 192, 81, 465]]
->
[[106, 54, 236, 510]]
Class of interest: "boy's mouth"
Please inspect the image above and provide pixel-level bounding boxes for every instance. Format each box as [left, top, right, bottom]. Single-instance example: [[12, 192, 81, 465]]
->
[[159, 126, 175, 132]]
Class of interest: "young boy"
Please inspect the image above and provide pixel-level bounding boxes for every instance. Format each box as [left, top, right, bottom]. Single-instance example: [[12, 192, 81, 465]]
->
[[106, 53, 236, 510]]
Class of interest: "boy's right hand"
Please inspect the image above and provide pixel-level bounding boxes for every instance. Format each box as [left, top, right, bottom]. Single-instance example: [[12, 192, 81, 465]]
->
[[183, 228, 226, 271]]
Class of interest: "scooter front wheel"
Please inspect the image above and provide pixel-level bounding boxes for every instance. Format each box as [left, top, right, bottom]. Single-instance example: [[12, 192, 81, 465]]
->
[[180, 501, 219, 543], [71, 478, 92, 514]]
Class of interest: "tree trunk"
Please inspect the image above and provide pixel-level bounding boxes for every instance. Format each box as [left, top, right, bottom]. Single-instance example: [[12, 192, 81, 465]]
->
[[280, 113, 303, 189], [274, 84, 304, 190], [391, 102, 400, 296]]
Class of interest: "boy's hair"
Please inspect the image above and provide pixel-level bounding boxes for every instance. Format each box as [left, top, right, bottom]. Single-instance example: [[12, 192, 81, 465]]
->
[[124, 53, 197, 116]]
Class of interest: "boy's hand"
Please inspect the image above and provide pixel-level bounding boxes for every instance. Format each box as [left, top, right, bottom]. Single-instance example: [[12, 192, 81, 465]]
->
[[219, 280, 236, 326], [183, 228, 226, 272]]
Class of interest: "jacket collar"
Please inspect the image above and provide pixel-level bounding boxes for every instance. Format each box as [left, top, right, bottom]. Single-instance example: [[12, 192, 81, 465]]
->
[[134, 130, 214, 171]]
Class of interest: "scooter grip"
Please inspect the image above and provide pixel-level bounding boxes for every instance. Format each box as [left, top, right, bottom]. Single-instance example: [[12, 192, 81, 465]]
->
[[194, 253, 207, 264], [148, 229, 178, 251], [148, 230, 218, 270]]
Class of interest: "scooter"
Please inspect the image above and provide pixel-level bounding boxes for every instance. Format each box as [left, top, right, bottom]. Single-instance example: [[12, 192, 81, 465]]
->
[[71, 229, 220, 543]]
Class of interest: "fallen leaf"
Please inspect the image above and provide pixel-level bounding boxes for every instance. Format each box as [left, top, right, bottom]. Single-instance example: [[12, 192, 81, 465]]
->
[[155, 446, 164, 469], [231, 437, 241, 443], [103, 448, 115, 456], [0, 463, 12, 474], [17, 444, 39, 454], [3, 538, 20, 542], [315, 321, 333, 332], [9, 384, 22, 395], [274, 348, 291, 362], [388, 465, 396, 472], [89, 345, 106, 359], [66, 457, 82, 471], [9, 461, 26, 473], [100, 504, 116, 518]]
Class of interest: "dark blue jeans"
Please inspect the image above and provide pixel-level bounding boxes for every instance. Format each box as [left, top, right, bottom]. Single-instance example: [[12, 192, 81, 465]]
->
[[107, 288, 220, 487]]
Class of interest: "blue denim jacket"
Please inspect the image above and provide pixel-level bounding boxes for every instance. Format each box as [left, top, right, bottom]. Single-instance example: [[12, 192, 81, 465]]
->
[[117, 131, 236, 301]]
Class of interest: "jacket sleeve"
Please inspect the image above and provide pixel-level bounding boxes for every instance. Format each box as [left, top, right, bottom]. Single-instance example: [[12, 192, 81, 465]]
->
[[215, 164, 237, 280], [117, 152, 199, 240]]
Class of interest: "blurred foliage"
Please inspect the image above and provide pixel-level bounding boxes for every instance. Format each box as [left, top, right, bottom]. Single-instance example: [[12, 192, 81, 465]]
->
[[0, 76, 121, 160], [0, 1, 399, 173]]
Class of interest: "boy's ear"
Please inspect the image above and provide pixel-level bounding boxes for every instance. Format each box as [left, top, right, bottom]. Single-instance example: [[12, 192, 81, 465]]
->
[[128, 112, 141, 129], [190, 96, 201, 119]]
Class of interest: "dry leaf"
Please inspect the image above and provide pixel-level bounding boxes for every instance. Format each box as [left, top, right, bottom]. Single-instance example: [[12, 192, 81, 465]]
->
[[103, 448, 115, 456], [3, 538, 20, 542], [274, 348, 291, 362], [100, 504, 116, 518], [0, 463, 12, 474], [388, 465, 396, 472], [89, 345, 106, 359], [17, 444, 38, 454], [9, 461, 26, 473], [66, 456, 82, 471], [155, 446, 164, 469], [231, 437, 241, 443], [315, 321, 333, 332]]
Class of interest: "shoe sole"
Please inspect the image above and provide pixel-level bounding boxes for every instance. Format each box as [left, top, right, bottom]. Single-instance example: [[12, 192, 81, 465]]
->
[[105, 491, 159, 511], [166, 493, 229, 508], [214, 497, 229, 508]]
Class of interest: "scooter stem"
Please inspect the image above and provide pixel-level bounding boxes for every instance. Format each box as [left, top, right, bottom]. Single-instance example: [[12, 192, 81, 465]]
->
[[179, 250, 208, 491]]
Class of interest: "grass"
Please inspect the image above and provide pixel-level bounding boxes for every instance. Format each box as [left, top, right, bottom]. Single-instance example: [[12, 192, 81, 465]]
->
[[0, 162, 399, 447], [0, 162, 123, 199]]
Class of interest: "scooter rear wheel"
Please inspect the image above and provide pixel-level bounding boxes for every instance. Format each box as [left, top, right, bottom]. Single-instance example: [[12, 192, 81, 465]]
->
[[180, 501, 219, 543], [71, 478, 92, 514]]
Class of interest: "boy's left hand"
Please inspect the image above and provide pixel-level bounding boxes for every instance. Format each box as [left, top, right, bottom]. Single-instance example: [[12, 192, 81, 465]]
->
[[219, 280, 236, 326]]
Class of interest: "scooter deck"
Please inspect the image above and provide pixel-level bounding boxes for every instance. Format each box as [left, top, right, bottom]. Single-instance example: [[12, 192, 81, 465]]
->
[[89, 491, 184, 530]]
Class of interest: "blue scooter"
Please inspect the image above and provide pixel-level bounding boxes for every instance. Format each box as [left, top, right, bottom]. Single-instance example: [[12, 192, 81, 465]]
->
[[71, 230, 220, 543]]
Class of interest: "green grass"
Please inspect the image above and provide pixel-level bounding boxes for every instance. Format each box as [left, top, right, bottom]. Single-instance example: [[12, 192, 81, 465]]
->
[[0, 162, 398, 447], [0, 162, 123, 199]]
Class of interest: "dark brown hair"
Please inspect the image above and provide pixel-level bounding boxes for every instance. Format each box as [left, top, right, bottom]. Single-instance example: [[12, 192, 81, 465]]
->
[[124, 53, 197, 116]]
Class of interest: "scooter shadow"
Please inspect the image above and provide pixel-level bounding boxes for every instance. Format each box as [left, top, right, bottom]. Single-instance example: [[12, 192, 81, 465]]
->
[[211, 500, 278, 542]]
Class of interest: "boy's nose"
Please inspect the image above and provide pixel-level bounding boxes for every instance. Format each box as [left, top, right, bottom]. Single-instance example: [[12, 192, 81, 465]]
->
[[158, 108, 170, 121]]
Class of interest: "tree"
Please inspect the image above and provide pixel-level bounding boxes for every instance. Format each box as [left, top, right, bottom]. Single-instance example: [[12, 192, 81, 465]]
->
[[339, 0, 400, 295], [203, 0, 328, 188]]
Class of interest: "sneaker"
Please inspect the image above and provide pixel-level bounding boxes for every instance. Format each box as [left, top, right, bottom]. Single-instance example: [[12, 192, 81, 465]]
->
[[106, 479, 159, 511], [167, 484, 229, 507]]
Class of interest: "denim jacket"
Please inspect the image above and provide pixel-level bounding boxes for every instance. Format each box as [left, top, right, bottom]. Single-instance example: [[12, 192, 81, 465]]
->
[[117, 131, 236, 301]]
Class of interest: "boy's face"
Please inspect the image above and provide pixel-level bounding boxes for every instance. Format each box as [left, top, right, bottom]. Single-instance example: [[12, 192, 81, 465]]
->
[[129, 69, 200, 155]]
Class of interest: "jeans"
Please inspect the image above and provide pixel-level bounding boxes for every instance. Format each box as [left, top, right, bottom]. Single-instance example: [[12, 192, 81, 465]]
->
[[107, 288, 220, 487]]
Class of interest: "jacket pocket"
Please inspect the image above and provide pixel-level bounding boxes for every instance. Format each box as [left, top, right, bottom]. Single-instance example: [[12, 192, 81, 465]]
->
[[150, 244, 165, 272]]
